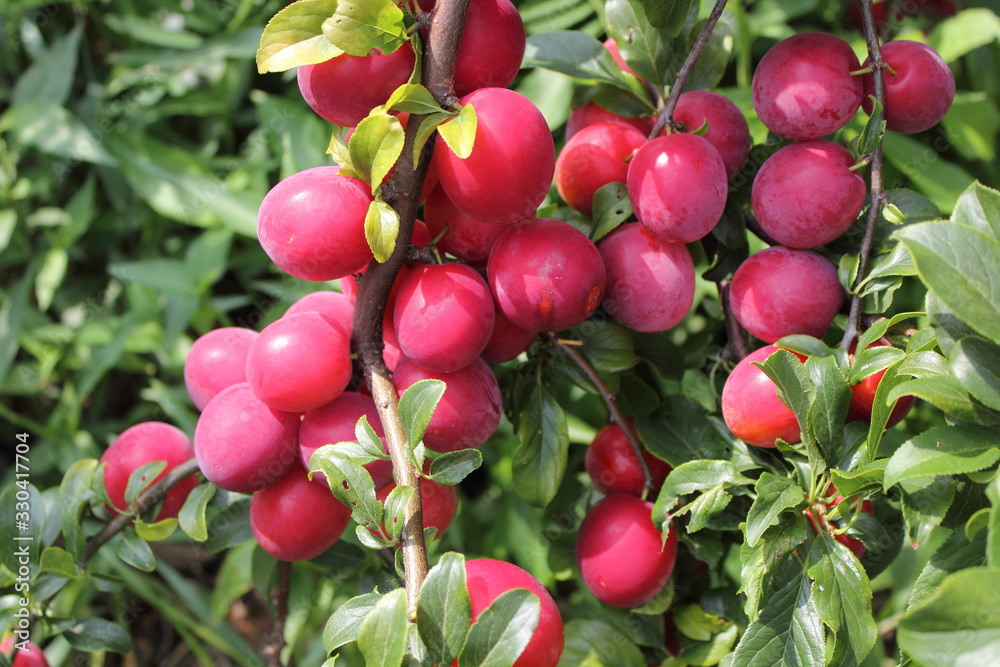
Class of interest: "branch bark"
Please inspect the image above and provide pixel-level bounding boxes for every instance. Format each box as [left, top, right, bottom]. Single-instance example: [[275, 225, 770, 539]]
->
[[841, 0, 888, 352], [350, 0, 471, 617]]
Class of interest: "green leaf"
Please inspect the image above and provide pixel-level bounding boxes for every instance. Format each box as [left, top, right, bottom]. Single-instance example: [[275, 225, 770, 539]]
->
[[135, 518, 178, 542], [755, 349, 813, 436], [256, 0, 343, 73], [458, 588, 541, 667], [731, 573, 825, 667], [0, 103, 116, 165], [358, 587, 409, 667], [572, 320, 636, 374], [590, 182, 633, 242], [398, 379, 447, 450], [683, 11, 736, 91], [644, 0, 696, 36], [124, 460, 168, 506], [417, 552, 470, 665], [365, 199, 400, 263], [117, 530, 156, 572], [429, 449, 483, 486], [655, 460, 753, 536], [381, 485, 413, 541], [178, 483, 217, 542], [631, 581, 675, 616], [806, 534, 877, 663], [909, 529, 987, 610], [605, 0, 672, 85], [857, 95, 886, 157], [59, 458, 100, 560], [951, 336, 1000, 411], [901, 475, 956, 547], [884, 426, 1000, 489], [804, 354, 851, 463], [350, 112, 405, 188], [39, 546, 83, 581], [830, 460, 887, 498], [385, 83, 446, 115], [882, 132, 975, 212], [12, 23, 82, 106], [686, 624, 739, 667], [322, 0, 407, 57], [683, 484, 735, 533], [895, 221, 1000, 344], [437, 102, 478, 160], [513, 387, 569, 508], [675, 604, 732, 641], [352, 415, 390, 461], [739, 521, 810, 620], [324, 591, 383, 652], [898, 567, 1000, 667], [929, 8, 1000, 63], [636, 398, 731, 466], [988, 477, 1000, 568], [413, 111, 453, 168], [310, 446, 384, 533], [64, 618, 133, 654], [556, 619, 646, 666], [745, 474, 806, 548], [951, 181, 1000, 239]]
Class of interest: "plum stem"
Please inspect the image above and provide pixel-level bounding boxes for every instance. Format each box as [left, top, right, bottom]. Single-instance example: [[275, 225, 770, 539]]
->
[[648, 0, 729, 140], [351, 0, 471, 617], [78, 456, 202, 569], [720, 281, 750, 362], [841, 0, 888, 353], [263, 560, 292, 667], [551, 334, 656, 497]]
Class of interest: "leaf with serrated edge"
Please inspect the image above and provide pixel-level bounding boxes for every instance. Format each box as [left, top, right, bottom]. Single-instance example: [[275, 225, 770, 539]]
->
[[257, 0, 343, 73], [745, 474, 806, 548], [385, 83, 446, 115], [382, 485, 413, 541], [438, 102, 478, 159], [310, 446, 383, 531], [807, 534, 877, 662], [884, 426, 1000, 489], [354, 415, 389, 459], [591, 182, 633, 242], [458, 588, 540, 667], [606, 0, 671, 85], [951, 336, 1000, 411], [731, 573, 824, 667], [398, 379, 446, 450], [429, 449, 483, 486], [417, 552, 470, 664], [324, 592, 383, 652], [321, 0, 406, 56], [350, 112, 404, 188], [365, 199, 399, 263], [357, 588, 409, 667], [513, 387, 569, 508]]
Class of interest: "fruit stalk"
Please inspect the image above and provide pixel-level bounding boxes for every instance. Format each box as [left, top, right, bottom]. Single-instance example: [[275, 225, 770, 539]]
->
[[720, 280, 750, 361], [263, 560, 292, 667], [648, 0, 730, 139], [350, 0, 471, 616], [78, 456, 202, 569], [841, 0, 889, 351], [553, 335, 655, 495]]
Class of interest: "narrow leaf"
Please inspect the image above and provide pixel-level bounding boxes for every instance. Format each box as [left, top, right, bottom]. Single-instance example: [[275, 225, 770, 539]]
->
[[807, 534, 878, 663], [458, 588, 541, 667], [590, 182, 633, 242], [513, 387, 569, 508], [365, 199, 400, 263], [731, 573, 825, 667], [745, 474, 806, 548], [324, 592, 384, 652], [117, 530, 156, 572], [429, 449, 483, 486], [417, 552, 471, 665], [124, 460, 168, 506], [357, 588, 409, 667], [398, 379, 447, 449], [64, 618, 132, 654], [438, 102, 478, 160]]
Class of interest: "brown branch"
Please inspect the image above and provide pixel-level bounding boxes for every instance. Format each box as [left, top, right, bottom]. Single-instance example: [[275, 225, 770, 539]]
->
[[263, 561, 292, 667], [841, 0, 888, 352], [78, 457, 202, 569], [551, 334, 655, 497], [719, 280, 750, 362], [350, 0, 471, 618], [648, 0, 730, 139]]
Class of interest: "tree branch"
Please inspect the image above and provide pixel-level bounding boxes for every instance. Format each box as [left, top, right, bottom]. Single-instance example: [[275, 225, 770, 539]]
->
[[648, 0, 730, 139], [263, 561, 292, 667], [719, 280, 750, 362], [78, 457, 202, 569], [841, 0, 888, 352], [350, 0, 471, 617], [550, 334, 655, 497]]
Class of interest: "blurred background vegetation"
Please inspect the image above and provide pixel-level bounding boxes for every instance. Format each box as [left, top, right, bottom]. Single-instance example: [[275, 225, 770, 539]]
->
[[1, 0, 998, 664]]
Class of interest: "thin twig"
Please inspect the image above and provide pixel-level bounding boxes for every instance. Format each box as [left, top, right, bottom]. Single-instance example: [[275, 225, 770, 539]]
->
[[78, 457, 202, 568], [550, 334, 655, 496], [648, 0, 730, 139], [719, 281, 750, 362], [841, 0, 888, 352], [351, 0, 471, 618], [263, 561, 292, 667]]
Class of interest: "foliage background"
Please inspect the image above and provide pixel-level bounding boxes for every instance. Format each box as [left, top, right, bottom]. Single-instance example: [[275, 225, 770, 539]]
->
[[1, 0, 999, 664]]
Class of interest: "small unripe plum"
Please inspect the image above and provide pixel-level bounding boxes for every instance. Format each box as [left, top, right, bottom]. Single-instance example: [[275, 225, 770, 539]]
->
[[576, 494, 678, 608], [184, 327, 257, 411], [752, 32, 863, 140], [555, 122, 646, 216], [424, 185, 509, 265], [480, 304, 538, 364], [721, 345, 804, 448], [285, 290, 355, 334], [566, 102, 653, 140], [392, 356, 502, 452], [751, 140, 867, 249], [627, 133, 728, 244], [258, 167, 373, 281], [250, 462, 352, 561], [299, 392, 394, 491], [862, 40, 955, 134], [194, 383, 300, 493], [848, 340, 915, 427], [729, 246, 845, 343], [488, 218, 606, 332], [434, 88, 555, 224], [586, 421, 671, 496], [101, 422, 200, 521], [672, 90, 752, 180], [393, 263, 495, 373], [459, 559, 565, 667], [453, 0, 526, 96], [296, 43, 415, 128], [245, 312, 352, 413], [376, 476, 458, 538], [598, 222, 695, 333], [0, 637, 49, 667]]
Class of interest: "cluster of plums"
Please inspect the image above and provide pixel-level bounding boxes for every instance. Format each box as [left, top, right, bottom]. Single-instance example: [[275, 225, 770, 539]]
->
[[92, 6, 958, 665]]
